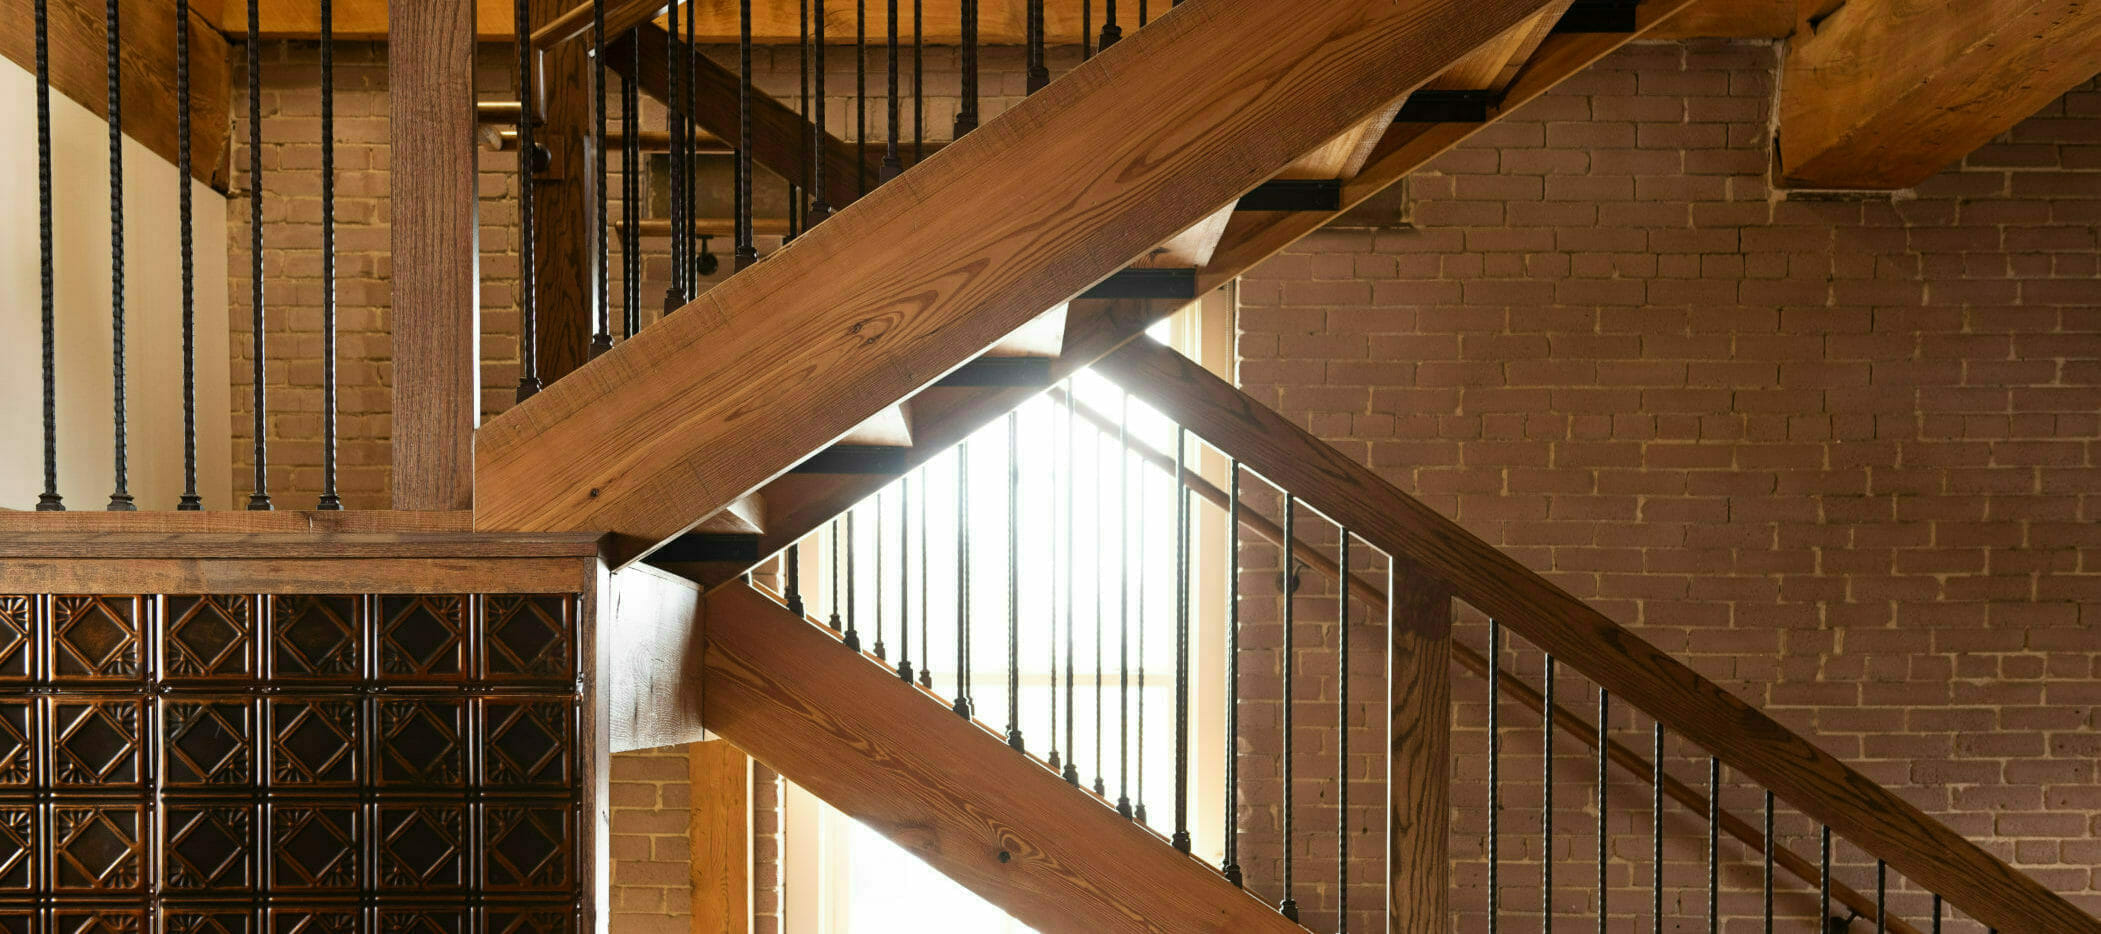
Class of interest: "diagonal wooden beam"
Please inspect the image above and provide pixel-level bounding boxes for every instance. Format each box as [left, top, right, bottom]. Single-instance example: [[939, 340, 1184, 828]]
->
[[1776, 0, 2101, 189], [474, 0, 1560, 560], [607, 23, 875, 206], [1092, 336, 2101, 934], [702, 580, 1306, 934]]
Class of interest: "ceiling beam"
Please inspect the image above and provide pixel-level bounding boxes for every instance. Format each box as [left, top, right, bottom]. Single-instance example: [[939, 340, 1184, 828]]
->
[[1777, 0, 2101, 189]]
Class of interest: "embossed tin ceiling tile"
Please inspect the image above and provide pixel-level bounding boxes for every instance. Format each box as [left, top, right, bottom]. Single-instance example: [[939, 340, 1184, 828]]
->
[[484, 804, 575, 892], [162, 803, 257, 891], [0, 596, 33, 681], [164, 595, 257, 679], [377, 803, 466, 891], [270, 804, 359, 892], [482, 594, 576, 681], [268, 699, 360, 787], [377, 699, 466, 788], [52, 699, 143, 787], [164, 699, 257, 787], [52, 803, 145, 892], [51, 596, 143, 681], [269, 595, 365, 680], [378, 596, 468, 681], [483, 698, 574, 788]]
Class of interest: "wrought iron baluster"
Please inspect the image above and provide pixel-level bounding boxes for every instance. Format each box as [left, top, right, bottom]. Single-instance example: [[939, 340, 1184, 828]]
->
[[955, 0, 978, 135], [105, 0, 132, 512], [1134, 449, 1146, 825], [1653, 724, 1665, 934], [1765, 791, 1775, 934], [1333, 523, 1348, 918], [734, 0, 755, 271], [787, 544, 806, 617], [1875, 861, 1887, 934], [1278, 491, 1298, 922], [881, 0, 902, 181], [1099, 0, 1120, 49], [1709, 757, 1720, 934], [1047, 401, 1060, 770], [1007, 411, 1023, 751], [1093, 418, 1106, 797], [1931, 895, 1941, 934], [856, 0, 867, 197], [1063, 386, 1080, 785], [1221, 459, 1242, 885], [591, 0, 614, 352], [516, 0, 543, 397], [664, 0, 685, 309], [1489, 619, 1501, 934], [1544, 655, 1555, 931], [911, 0, 922, 166], [1599, 689, 1610, 934], [623, 44, 640, 338], [1138, 0, 1146, 25], [828, 518, 844, 631], [176, 0, 199, 510], [1026, 0, 1047, 92], [685, 0, 699, 294], [899, 473, 914, 683], [319, 0, 341, 509], [1820, 825, 1832, 927], [1082, 0, 1092, 59], [873, 491, 886, 658], [845, 508, 862, 651], [1117, 394, 1133, 820], [247, 0, 272, 508], [799, 0, 811, 223], [34, 0, 61, 511], [921, 464, 933, 688], [812, 0, 831, 219], [955, 442, 973, 717], [1172, 428, 1192, 854]]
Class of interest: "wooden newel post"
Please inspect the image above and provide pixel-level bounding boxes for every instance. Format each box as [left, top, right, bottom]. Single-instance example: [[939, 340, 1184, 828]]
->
[[1388, 559, 1452, 932], [389, 0, 481, 511]]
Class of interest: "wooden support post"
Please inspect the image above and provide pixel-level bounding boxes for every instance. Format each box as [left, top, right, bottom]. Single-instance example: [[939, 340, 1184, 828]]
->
[[690, 739, 754, 934], [1387, 561, 1451, 933], [532, 0, 596, 384], [389, 0, 480, 511]]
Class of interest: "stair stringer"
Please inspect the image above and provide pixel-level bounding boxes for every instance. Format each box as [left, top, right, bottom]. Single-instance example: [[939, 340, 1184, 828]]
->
[[700, 582, 1307, 934]]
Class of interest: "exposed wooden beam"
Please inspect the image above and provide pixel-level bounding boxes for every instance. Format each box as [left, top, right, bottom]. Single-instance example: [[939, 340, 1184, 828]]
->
[[0, 531, 599, 593], [1092, 337, 2101, 934], [703, 580, 1307, 934], [195, 0, 519, 39], [689, 740, 754, 934], [389, 0, 480, 512], [1387, 564, 1451, 934], [609, 563, 707, 751], [530, 0, 597, 385], [1776, 0, 2101, 189], [0, 0, 232, 189]]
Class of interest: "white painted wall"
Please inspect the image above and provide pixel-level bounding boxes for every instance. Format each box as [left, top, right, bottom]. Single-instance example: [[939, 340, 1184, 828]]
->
[[0, 57, 232, 511]]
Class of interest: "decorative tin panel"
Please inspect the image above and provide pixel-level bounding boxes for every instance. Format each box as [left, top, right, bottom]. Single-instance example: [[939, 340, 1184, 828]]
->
[[0, 591, 586, 932]]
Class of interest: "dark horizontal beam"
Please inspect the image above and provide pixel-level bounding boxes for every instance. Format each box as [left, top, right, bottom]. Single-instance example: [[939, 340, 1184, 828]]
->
[[1082, 268, 1198, 301], [935, 356, 1055, 389], [652, 533, 761, 564], [1394, 89, 1495, 123], [1553, 0, 1639, 32], [1237, 179, 1343, 212]]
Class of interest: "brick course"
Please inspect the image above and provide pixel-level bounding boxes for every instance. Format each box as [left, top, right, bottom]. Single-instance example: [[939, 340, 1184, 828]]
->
[[1236, 39, 2101, 934]]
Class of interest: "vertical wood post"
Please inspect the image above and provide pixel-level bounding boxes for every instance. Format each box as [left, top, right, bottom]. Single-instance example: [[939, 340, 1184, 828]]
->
[[690, 739, 754, 934], [531, 0, 595, 384], [1388, 560, 1451, 932], [389, 0, 479, 510]]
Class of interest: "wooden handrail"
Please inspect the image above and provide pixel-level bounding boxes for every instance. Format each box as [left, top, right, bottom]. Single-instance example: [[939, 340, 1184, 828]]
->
[[532, 0, 665, 49], [1053, 386, 1918, 934], [1092, 338, 2101, 934]]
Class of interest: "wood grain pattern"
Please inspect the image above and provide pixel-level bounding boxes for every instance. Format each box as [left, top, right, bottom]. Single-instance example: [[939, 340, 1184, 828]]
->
[[198, 0, 519, 39], [0, 554, 593, 594], [477, 0, 1557, 560], [689, 740, 753, 934], [1093, 338, 2101, 934], [702, 581, 1306, 934], [0, 508, 474, 533], [532, 0, 597, 385], [1387, 564, 1451, 934], [1776, 0, 2101, 188], [389, 0, 481, 511], [1194, 0, 1705, 294], [1648, 0, 1803, 37], [0, 531, 602, 558], [609, 564, 708, 751], [0, 0, 232, 189]]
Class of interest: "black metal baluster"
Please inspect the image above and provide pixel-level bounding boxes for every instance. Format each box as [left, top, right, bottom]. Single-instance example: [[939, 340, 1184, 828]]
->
[[1545, 655, 1555, 931], [1709, 758, 1720, 934], [956, 442, 973, 717], [899, 472, 913, 682], [34, 0, 61, 512], [1117, 395, 1133, 820], [1082, 0, 1092, 60], [516, 0, 542, 398], [1099, 0, 1120, 50], [1047, 402, 1060, 770], [591, 0, 613, 353], [1931, 895, 1941, 934], [1173, 428, 1192, 854], [1653, 724, 1664, 934], [1007, 412, 1024, 751], [736, 0, 756, 271], [1764, 791, 1775, 934], [1222, 459, 1242, 886], [622, 43, 640, 339], [318, 0, 341, 509], [856, 0, 868, 197], [1599, 689, 1609, 934], [1278, 491, 1298, 922], [1489, 619, 1501, 934], [246, 0, 271, 509], [175, 0, 199, 510], [1876, 861, 1887, 934], [845, 508, 862, 651], [921, 465, 933, 688], [685, 0, 698, 294], [664, 0, 684, 309], [880, 0, 901, 181], [104, 0, 131, 512], [1820, 826, 1832, 927], [1334, 523, 1349, 921], [955, 0, 977, 135], [1134, 455, 1146, 825], [1094, 418, 1107, 798], [798, 0, 810, 224], [911, 0, 922, 167], [787, 543, 806, 617], [1063, 387, 1080, 785], [812, 0, 831, 220], [873, 491, 886, 659], [1026, 0, 1047, 92], [828, 518, 844, 631]]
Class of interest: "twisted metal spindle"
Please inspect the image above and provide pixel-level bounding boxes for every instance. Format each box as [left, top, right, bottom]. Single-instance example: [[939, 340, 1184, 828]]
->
[[1026, 0, 1047, 92], [516, 0, 543, 398], [1047, 402, 1060, 770], [591, 0, 613, 355], [318, 0, 341, 510], [622, 46, 640, 338], [1006, 412, 1024, 751], [955, 0, 978, 135], [1709, 757, 1721, 934], [844, 508, 862, 651], [664, 0, 685, 309], [1821, 826, 1832, 927], [1082, 0, 1092, 60], [105, 0, 132, 512], [1171, 428, 1191, 853], [1278, 491, 1298, 922], [1134, 455, 1147, 826], [827, 518, 844, 631], [1332, 524, 1348, 913], [1099, 0, 1121, 50], [735, 0, 757, 270], [246, 1, 271, 509], [1488, 619, 1502, 934], [881, 0, 901, 181], [1221, 460, 1242, 886], [34, 0, 61, 512], [1116, 394, 1133, 820], [1545, 655, 1556, 931], [1653, 724, 1665, 934], [684, 0, 698, 295], [175, 0, 200, 510], [1093, 418, 1107, 798], [798, 0, 810, 224], [1764, 791, 1776, 934], [811, 0, 831, 220], [898, 472, 914, 684], [955, 442, 973, 718], [1599, 689, 1610, 933], [873, 491, 886, 659], [1062, 386, 1080, 785], [921, 465, 933, 688], [911, 0, 922, 166], [786, 543, 806, 617], [855, 0, 868, 197]]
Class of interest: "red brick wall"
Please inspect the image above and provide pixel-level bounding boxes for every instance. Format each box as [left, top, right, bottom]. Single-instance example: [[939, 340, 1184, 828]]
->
[[1234, 40, 2101, 933]]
